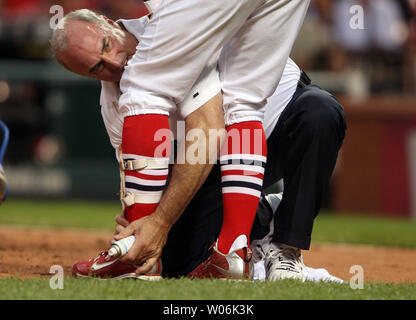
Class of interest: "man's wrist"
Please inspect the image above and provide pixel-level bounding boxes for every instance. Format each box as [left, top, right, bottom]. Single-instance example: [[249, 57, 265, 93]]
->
[[151, 206, 174, 231]]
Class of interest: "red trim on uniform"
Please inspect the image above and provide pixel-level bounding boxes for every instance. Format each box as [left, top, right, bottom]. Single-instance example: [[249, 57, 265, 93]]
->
[[221, 170, 264, 180], [125, 171, 169, 181]]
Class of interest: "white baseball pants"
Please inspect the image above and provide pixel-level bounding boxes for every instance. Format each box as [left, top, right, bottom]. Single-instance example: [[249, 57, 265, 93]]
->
[[119, 0, 310, 125]]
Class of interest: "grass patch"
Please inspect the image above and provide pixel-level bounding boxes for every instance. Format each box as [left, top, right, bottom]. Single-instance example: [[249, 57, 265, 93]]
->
[[0, 277, 415, 300], [0, 200, 415, 301], [1, 199, 416, 248], [312, 213, 416, 248], [0, 198, 119, 230]]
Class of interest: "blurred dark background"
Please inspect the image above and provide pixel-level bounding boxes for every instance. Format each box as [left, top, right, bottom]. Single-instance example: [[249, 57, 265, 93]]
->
[[0, 0, 415, 218]]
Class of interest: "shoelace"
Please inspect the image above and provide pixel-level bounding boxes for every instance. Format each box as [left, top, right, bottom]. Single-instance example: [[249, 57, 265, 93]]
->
[[89, 251, 108, 263], [268, 246, 302, 271], [253, 243, 266, 261]]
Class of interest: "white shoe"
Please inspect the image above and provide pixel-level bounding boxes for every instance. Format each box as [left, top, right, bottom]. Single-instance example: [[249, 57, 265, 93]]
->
[[303, 266, 345, 283], [265, 242, 305, 281]]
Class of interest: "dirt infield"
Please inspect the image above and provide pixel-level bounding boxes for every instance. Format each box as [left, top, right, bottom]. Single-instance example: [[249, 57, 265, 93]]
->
[[0, 226, 415, 283]]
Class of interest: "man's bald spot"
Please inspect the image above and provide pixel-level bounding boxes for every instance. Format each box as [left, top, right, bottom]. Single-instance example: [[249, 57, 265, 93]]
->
[[55, 20, 107, 75]]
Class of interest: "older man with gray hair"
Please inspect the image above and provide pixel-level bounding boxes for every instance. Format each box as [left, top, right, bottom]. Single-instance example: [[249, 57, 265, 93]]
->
[[51, 9, 139, 82]]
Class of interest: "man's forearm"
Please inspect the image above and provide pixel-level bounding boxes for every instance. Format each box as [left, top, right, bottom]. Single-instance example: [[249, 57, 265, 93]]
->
[[153, 159, 214, 228], [151, 93, 224, 228]]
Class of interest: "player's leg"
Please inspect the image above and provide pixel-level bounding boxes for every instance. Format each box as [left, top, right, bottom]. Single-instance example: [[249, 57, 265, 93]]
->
[[211, 0, 310, 270], [118, 0, 266, 224], [72, 116, 170, 280], [264, 85, 346, 280], [187, 0, 310, 280], [120, 114, 171, 223], [72, 113, 170, 280], [116, 1, 261, 280]]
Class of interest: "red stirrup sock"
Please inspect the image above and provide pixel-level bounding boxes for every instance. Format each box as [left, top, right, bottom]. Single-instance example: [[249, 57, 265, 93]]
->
[[217, 121, 267, 254], [122, 114, 171, 223]]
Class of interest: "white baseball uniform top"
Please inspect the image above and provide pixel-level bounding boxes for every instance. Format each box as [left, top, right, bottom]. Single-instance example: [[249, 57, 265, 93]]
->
[[100, 18, 301, 153]]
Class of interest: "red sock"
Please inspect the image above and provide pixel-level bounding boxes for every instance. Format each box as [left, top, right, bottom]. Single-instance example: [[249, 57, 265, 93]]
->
[[217, 121, 267, 254], [122, 114, 171, 223]]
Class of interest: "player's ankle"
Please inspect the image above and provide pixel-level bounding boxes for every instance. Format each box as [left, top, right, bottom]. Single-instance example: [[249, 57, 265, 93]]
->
[[216, 234, 248, 255]]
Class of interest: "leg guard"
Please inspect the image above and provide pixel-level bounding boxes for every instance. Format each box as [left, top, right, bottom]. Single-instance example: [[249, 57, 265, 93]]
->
[[118, 146, 170, 221], [120, 114, 171, 222]]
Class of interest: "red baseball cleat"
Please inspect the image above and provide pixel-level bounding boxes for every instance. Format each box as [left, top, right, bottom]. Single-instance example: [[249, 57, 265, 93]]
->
[[72, 250, 163, 281], [187, 244, 253, 280]]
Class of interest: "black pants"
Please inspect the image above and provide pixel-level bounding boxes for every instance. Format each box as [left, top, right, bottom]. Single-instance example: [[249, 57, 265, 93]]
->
[[161, 84, 346, 277]]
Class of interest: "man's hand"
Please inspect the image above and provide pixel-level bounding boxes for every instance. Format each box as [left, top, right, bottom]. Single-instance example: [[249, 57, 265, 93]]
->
[[113, 213, 170, 274], [112, 93, 224, 274]]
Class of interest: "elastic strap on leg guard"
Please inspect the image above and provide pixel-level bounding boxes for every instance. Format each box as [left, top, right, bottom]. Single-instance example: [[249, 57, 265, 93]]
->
[[118, 146, 169, 212]]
